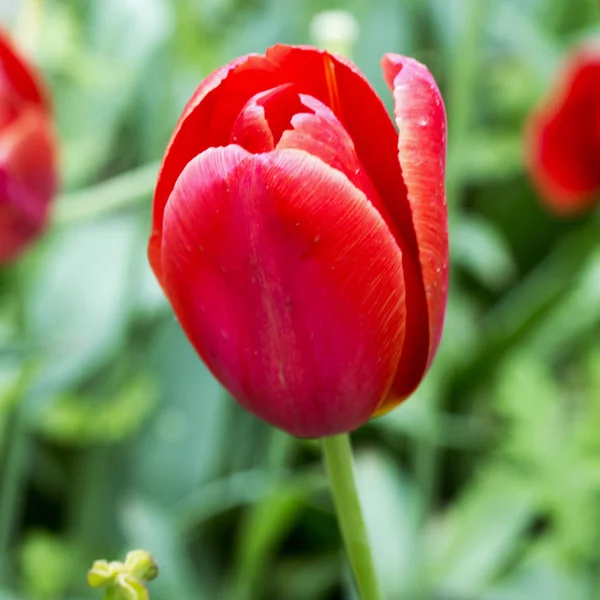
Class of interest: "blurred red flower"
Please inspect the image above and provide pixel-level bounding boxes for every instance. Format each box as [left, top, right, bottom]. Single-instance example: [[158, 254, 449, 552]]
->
[[0, 30, 57, 263], [148, 44, 448, 437], [527, 45, 600, 215]]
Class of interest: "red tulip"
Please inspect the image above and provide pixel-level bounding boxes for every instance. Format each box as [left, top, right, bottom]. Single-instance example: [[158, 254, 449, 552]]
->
[[527, 44, 600, 215], [149, 44, 448, 437], [0, 30, 57, 263]]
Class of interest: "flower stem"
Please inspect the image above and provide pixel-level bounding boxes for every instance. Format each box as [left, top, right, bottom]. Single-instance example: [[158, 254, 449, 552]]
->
[[53, 161, 160, 226], [321, 433, 381, 600], [445, 0, 485, 218], [0, 397, 31, 583], [0, 266, 33, 584]]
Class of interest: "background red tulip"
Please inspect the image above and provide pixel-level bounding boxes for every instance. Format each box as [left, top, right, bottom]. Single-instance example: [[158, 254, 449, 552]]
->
[[527, 44, 600, 215], [0, 30, 57, 263], [149, 44, 448, 437]]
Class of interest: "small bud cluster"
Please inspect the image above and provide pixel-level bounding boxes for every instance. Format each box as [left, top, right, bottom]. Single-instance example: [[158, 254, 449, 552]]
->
[[87, 550, 158, 600]]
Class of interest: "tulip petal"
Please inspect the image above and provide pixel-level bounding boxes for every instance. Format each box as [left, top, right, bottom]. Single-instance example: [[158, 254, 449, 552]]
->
[[265, 45, 411, 223], [269, 46, 449, 400], [277, 96, 424, 326], [527, 47, 600, 214], [276, 96, 428, 390], [229, 88, 276, 154], [230, 84, 309, 153], [161, 146, 406, 437], [0, 109, 56, 262], [0, 30, 48, 109], [149, 54, 283, 283], [379, 54, 448, 409], [276, 94, 378, 197], [150, 45, 420, 288]]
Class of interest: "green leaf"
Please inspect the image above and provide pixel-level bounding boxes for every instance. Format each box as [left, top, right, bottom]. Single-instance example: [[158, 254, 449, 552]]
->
[[54, 0, 174, 187], [355, 449, 422, 598], [26, 216, 143, 403], [270, 554, 341, 600], [488, 0, 562, 82], [431, 465, 537, 596], [35, 376, 157, 445], [453, 215, 517, 291], [230, 481, 310, 599], [127, 321, 228, 506], [458, 133, 524, 184], [482, 542, 590, 600], [523, 248, 600, 362]]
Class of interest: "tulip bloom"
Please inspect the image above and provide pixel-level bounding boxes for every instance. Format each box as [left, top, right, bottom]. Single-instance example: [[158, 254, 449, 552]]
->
[[527, 45, 600, 215], [149, 45, 448, 437], [0, 30, 57, 263]]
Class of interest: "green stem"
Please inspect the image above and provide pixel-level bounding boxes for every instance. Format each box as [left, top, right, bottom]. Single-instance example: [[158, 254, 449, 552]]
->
[[0, 267, 33, 584], [445, 0, 485, 217], [66, 446, 113, 583], [53, 161, 160, 226], [321, 434, 381, 600], [0, 394, 31, 583]]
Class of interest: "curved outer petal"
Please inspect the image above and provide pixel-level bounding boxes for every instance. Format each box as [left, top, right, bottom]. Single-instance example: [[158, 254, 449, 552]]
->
[[526, 45, 600, 214], [149, 54, 279, 283], [379, 54, 448, 412], [153, 54, 261, 203], [161, 146, 406, 437], [0, 29, 48, 110], [0, 108, 57, 262]]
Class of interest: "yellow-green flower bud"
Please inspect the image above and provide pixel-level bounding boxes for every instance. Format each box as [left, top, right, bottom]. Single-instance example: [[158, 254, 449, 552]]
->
[[87, 560, 123, 588], [124, 550, 158, 582], [87, 550, 158, 599], [110, 573, 149, 600]]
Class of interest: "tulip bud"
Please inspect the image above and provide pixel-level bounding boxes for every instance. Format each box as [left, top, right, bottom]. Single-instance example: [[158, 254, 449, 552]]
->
[[527, 43, 600, 214], [0, 29, 57, 263], [148, 44, 448, 437]]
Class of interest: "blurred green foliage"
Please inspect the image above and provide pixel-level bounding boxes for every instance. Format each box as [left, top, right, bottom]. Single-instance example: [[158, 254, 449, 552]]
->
[[1, 0, 600, 598]]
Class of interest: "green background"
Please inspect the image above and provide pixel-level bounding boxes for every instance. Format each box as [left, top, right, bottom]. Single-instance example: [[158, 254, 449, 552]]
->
[[2, 0, 600, 598]]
